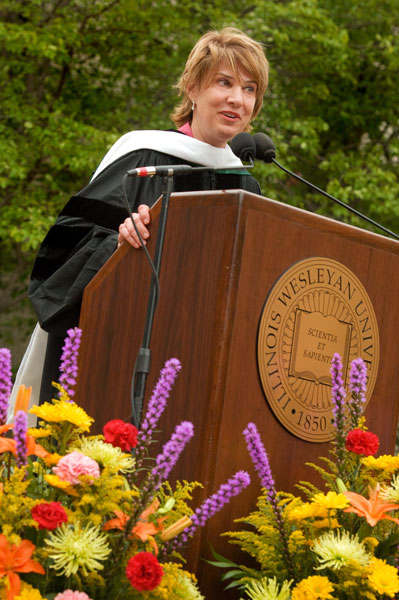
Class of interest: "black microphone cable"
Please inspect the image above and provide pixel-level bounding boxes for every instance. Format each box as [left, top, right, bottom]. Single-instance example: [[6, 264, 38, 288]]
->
[[231, 132, 399, 242]]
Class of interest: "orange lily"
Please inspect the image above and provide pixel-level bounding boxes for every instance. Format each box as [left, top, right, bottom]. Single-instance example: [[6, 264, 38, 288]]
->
[[0, 424, 15, 455], [344, 486, 399, 526], [103, 509, 129, 531], [103, 504, 165, 554], [26, 436, 49, 460], [0, 430, 16, 455], [0, 534, 45, 600], [0, 423, 49, 460], [13, 386, 32, 415], [0, 433, 49, 460], [160, 515, 192, 541]]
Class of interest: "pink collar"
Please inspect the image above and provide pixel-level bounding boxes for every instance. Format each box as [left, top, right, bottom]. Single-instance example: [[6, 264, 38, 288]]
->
[[178, 122, 193, 137]]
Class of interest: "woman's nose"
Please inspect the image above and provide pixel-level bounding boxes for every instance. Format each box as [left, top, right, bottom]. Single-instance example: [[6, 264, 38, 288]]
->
[[228, 86, 243, 106]]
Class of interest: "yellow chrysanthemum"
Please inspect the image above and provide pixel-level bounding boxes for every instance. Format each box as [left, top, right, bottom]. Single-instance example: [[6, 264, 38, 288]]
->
[[312, 530, 371, 570], [45, 522, 111, 577], [380, 474, 399, 503], [292, 575, 334, 600], [43, 452, 63, 466], [30, 400, 93, 431], [245, 576, 292, 600], [150, 562, 204, 599], [312, 518, 340, 529], [14, 582, 45, 600], [73, 438, 135, 473], [368, 557, 399, 596], [27, 427, 52, 439], [44, 474, 79, 496], [362, 454, 399, 472], [312, 492, 349, 510], [286, 502, 327, 521]]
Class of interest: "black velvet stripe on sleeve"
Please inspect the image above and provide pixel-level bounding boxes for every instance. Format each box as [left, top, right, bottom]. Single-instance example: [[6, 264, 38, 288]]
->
[[30, 224, 90, 281], [60, 195, 127, 232]]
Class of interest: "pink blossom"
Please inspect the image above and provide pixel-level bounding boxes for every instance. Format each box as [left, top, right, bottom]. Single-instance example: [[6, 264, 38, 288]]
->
[[53, 451, 100, 484], [54, 591, 92, 600]]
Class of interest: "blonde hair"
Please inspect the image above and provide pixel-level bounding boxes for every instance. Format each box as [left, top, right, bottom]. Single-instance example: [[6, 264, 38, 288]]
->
[[171, 27, 269, 131]]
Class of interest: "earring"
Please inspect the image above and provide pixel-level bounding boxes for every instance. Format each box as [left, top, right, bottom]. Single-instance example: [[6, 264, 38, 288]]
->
[[191, 101, 195, 112]]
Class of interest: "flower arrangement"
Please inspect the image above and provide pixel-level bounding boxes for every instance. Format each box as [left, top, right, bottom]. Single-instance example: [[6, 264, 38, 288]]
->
[[0, 329, 252, 600], [213, 354, 399, 599]]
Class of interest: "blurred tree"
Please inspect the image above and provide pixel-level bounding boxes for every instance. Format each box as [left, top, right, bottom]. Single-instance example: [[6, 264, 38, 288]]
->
[[0, 0, 398, 363], [241, 0, 398, 231], [0, 0, 226, 358]]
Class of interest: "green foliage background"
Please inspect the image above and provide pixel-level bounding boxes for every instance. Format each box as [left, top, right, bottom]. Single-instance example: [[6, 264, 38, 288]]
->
[[0, 0, 398, 364]]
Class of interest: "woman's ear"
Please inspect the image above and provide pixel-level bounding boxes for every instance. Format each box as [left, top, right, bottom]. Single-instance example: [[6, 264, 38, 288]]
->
[[186, 82, 197, 104]]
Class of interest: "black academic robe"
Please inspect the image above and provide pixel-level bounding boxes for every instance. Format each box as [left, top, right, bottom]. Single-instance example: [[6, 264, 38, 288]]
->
[[29, 147, 260, 334], [28, 144, 260, 401]]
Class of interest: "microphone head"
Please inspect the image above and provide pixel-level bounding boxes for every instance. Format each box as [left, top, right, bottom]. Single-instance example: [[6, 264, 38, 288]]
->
[[253, 132, 276, 163], [230, 133, 256, 162]]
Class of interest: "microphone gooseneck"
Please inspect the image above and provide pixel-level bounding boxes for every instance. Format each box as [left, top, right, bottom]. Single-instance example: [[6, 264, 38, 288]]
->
[[252, 132, 276, 163], [230, 131, 399, 242]]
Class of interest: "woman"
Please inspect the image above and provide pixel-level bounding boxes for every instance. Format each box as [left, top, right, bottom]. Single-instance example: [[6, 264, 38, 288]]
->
[[10, 27, 269, 414]]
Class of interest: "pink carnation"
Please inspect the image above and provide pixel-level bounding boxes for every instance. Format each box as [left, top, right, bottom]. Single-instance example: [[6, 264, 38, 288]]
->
[[53, 451, 100, 484], [54, 592, 92, 600]]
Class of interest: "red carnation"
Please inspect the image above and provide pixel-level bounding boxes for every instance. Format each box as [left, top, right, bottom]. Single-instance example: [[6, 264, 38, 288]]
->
[[345, 429, 380, 456], [31, 501, 68, 530], [103, 419, 138, 451], [126, 551, 163, 591]]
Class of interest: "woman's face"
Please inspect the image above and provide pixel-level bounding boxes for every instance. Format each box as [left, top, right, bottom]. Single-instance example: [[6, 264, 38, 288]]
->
[[188, 60, 257, 148]]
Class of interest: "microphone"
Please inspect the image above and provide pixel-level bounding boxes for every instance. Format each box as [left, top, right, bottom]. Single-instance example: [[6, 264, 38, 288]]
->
[[229, 133, 256, 164], [252, 132, 276, 163], [231, 131, 399, 241], [127, 159, 253, 178], [127, 164, 194, 177]]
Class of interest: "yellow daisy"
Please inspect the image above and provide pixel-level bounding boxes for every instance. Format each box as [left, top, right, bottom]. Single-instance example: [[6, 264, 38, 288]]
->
[[312, 518, 340, 529], [30, 400, 93, 431], [27, 427, 52, 439], [362, 454, 399, 472], [312, 492, 349, 510], [368, 557, 399, 597], [287, 502, 327, 521], [14, 582, 45, 600], [292, 575, 334, 600], [44, 452, 64, 467], [44, 474, 79, 496]]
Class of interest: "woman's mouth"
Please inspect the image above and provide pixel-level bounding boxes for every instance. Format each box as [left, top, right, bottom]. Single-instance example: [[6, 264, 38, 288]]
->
[[221, 111, 240, 120]]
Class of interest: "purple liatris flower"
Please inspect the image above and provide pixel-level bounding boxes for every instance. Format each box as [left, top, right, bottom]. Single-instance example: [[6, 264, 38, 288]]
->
[[330, 353, 346, 420], [14, 410, 28, 467], [58, 328, 82, 398], [243, 422, 275, 501], [348, 357, 367, 428], [138, 358, 181, 445], [242, 422, 295, 579], [179, 471, 250, 543], [0, 348, 12, 425], [330, 353, 347, 477], [151, 420, 194, 486]]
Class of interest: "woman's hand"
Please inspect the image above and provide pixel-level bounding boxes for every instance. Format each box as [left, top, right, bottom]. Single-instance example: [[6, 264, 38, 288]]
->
[[117, 204, 151, 248]]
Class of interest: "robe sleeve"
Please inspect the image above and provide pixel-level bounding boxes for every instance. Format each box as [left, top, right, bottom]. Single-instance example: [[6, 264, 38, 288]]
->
[[28, 149, 175, 333]]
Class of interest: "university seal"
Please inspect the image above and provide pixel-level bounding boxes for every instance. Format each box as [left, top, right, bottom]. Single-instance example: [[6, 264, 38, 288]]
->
[[257, 257, 379, 442]]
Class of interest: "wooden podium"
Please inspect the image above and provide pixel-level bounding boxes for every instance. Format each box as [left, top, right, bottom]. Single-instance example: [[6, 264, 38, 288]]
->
[[76, 190, 399, 599]]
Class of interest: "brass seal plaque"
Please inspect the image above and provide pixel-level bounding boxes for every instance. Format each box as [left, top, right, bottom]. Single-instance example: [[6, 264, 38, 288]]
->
[[257, 257, 379, 442]]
